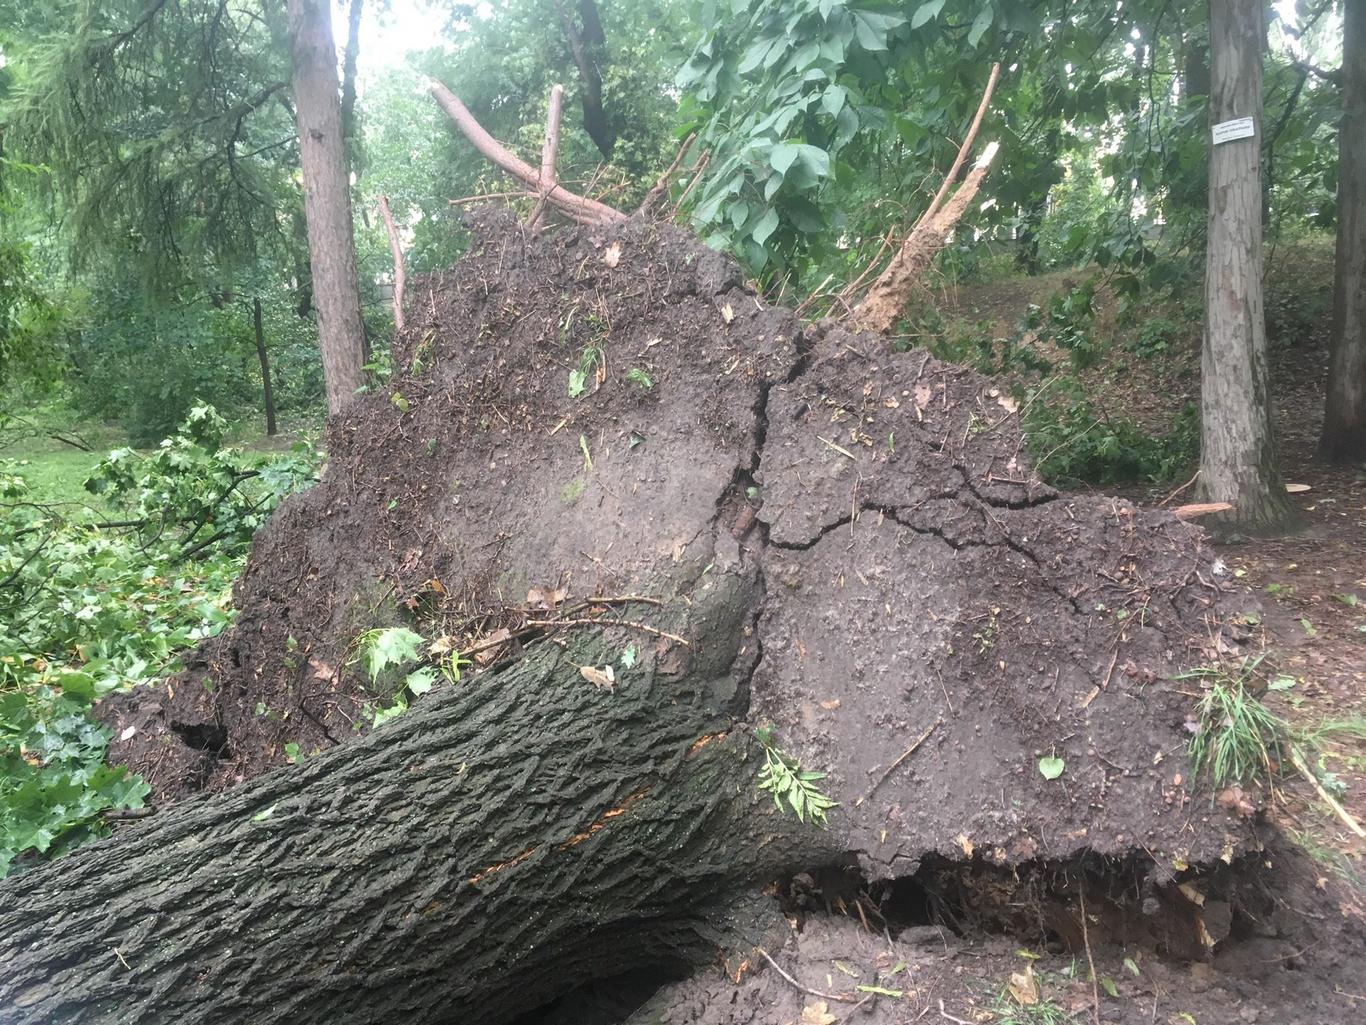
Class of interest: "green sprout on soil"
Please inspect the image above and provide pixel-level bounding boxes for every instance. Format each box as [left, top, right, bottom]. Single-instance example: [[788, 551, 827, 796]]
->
[[1178, 655, 1285, 788], [347, 626, 467, 728], [626, 367, 654, 390], [568, 344, 604, 398], [753, 725, 837, 826]]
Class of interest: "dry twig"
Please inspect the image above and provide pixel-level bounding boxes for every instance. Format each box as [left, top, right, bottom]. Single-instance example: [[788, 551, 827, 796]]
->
[[756, 948, 859, 1004], [856, 719, 940, 806]]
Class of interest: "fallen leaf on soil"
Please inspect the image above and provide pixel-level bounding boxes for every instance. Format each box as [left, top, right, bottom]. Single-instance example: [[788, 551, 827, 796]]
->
[[472, 628, 512, 666], [988, 387, 1019, 414], [581, 665, 615, 691], [820, 699, 841, 710], [1216, 786, 1256, 817], [1285, 483, 1311, 493], [1007, 965, 1039, 1005], [800, 1002, 837, 1025], [603, 241, 621, 267], [308, 657, 336, 681], [1038, 755, 1065, 780], [955, 833, 974, 857], [720, 302, 735, 324], [526, 586, 568, 609]]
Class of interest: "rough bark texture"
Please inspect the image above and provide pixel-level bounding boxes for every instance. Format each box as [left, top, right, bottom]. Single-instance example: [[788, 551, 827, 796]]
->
[[1198, 0, 1294, 533], [1321, 0, 1366, 461], [252, 296, 278, 436], [288, 0, 366, 414], [0, 639, 831, 1025], [339, 0, 364, 159]]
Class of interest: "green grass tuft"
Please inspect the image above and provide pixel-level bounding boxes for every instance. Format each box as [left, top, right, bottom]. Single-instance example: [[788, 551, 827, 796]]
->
[[1179, 655, 1285, 788]]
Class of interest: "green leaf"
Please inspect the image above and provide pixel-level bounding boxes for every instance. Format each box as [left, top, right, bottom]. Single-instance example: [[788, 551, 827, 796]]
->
[[968, 5, 993, 47], [821, 84, 847, 117], [1038, 755, 1065, 780], [363, 627, 426, 682], [738, 37, 777, 75], [406, 667, 438, 696], [751, 207, 780, 245], [770, 142, 803, 176], [851, 9, 906, 51], [910, 0, 946, 29], [1100, 976, 1119, 998]]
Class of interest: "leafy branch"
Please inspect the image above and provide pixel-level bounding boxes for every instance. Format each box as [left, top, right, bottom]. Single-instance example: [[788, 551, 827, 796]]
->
[[754, 725, 837, 826]]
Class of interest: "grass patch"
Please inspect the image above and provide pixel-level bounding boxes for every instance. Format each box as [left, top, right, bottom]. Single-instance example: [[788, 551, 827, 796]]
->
[[2, 448, 106, 505], [1179, 655, 1286, 788]]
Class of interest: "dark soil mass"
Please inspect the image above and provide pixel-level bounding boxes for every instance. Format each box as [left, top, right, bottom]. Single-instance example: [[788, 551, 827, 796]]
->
[[97, 213, 1364, 1023]]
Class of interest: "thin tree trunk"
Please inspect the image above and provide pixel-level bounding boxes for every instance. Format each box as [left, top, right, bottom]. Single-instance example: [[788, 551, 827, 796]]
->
[[253, 297, 278, 437], [553, 0, 614, 159], [340, 0, 364, 167], [1321, 0, 1366, 461], [287, 0, 366, 414], [1198, 0, 1294, 533], [0, 641, 827, 1025], [377, 196, 406, 332]]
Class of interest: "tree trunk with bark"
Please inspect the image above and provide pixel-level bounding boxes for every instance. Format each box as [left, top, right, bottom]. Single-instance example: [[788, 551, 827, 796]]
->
[[1198, 0, 1294, 534], [287, 0, 366, 415], [340, 0, 364, 172], [252, 296, 278, 436], [554, 0, 614, 159], [0, 630, 829, 1025], [1321, 0, 1366, 461]]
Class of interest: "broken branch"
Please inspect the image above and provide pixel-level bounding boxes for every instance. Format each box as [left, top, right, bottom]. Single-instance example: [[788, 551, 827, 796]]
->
[[377, 196, 406, 333], [636, 132, 696, 216], [428, 79, 625, 225], [528, 84, 564, 230], [848, 64, 1002, 335]]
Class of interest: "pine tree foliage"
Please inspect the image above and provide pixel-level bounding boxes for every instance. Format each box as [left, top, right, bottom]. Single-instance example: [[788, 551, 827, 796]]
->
[[0, 0, 297, 285]]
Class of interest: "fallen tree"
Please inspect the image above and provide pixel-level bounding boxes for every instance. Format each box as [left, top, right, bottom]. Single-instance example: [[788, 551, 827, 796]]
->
[[5, 81, 1354, 1025]]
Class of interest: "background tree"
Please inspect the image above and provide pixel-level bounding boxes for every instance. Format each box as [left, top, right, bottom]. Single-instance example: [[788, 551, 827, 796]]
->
[[1199, 0, 1294, 532], [287, 0, 366, 413], [0, 0, 324, 437], [1322, 0, 1365, 460]]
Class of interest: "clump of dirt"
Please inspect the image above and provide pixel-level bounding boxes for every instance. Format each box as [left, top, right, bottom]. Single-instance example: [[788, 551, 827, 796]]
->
[[93, 211, 1364, 1021], [102, 209, 796, 797]]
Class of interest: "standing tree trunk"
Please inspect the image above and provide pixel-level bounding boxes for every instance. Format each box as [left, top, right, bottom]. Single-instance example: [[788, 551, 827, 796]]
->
[[1198, 0, 1294, 533], [340, 0, 365, 173], [252, 297, 279, 437], [553, 0, 614, 159], [287, 0, 366, 414], [1321, 0, 1366, 461]]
